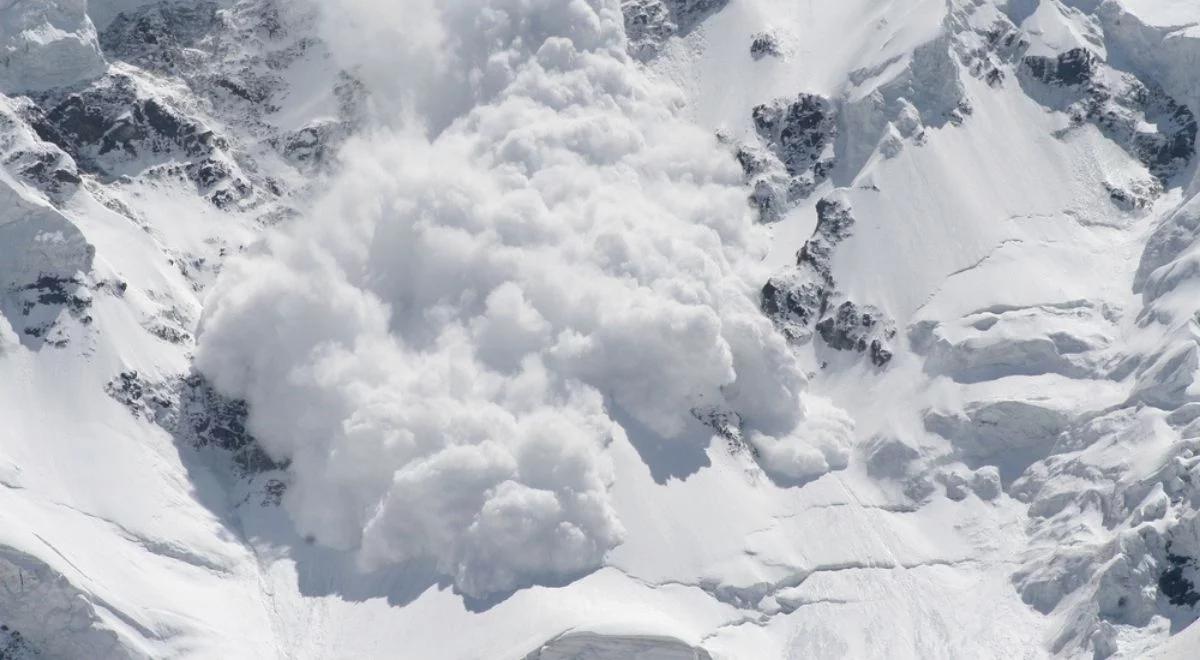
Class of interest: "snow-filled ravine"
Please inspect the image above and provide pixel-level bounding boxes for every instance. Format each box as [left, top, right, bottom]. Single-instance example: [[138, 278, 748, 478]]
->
[[4, 0, 1200, 658]]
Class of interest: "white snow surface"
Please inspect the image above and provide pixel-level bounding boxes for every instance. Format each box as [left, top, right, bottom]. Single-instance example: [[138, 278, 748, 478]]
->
[[3, 0, 1200, 658]]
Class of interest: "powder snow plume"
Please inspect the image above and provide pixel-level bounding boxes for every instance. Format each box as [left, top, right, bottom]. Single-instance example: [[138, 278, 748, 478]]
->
[[195, 0, 850, 598]]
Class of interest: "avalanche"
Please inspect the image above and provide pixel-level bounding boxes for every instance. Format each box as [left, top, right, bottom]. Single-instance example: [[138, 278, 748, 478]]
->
[[2, 0, 1200, 658]]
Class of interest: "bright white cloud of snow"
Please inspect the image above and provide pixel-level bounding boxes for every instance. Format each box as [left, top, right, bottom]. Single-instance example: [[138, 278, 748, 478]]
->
[[195, 0, 849, 598]]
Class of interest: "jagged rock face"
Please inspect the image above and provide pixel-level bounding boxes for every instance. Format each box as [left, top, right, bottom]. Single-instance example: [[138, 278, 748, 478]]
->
[[621, 0, 728, 60], [106, 370, 284, 476], [815, 301, 896, 367], [729, 93, 839, 223], [751, 94, 837, 196], [0, 97, 82, 200], [33, 76, 220, 166], [99, 1, 221, 72], [761, 198, 849, 338], [1020, 47, 1197, 184], [762, 198, 894, 365], [1023, 47, 1099, 88], [27, 73, 257, 207]]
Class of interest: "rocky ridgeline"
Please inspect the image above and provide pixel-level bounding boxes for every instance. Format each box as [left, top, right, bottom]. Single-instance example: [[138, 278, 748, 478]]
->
[[28, 73, 259, 209], [5, 0, 365, 216], [0, 99, 82, 202], [100, 0, 366, 175], [761, 198, 895, 366], [0, 0, 366, 358]]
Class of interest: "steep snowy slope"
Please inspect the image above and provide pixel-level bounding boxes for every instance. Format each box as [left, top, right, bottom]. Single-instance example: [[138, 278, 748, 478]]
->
[[3, 0, 1200, 658]]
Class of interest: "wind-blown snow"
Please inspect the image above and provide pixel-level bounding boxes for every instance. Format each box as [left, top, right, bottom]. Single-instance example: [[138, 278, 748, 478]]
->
[[195, 0, 849, 598]]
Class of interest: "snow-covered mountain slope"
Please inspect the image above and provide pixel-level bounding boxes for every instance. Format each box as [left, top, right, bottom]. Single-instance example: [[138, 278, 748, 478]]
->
[[4, 0, 1200, 658]]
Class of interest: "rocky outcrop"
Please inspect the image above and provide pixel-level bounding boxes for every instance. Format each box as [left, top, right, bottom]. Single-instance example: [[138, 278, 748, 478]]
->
[[99, 1, 221, 73], [106, 370, 284, 476], [27, 72, 256, 208], [762, 197, 895, 364], [750, 32, 781, 60], [747, 93, 837, 212], [621, 0, 728, 60], [761, 198, 851, 339], [816, 301, 895, 367], [1020, 47, 1197, 184]]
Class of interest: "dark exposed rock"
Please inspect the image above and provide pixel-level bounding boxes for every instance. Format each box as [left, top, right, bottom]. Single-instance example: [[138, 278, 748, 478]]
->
[[1159, 547, 1200, 608], [752, 94, 837, 181], [760, 197, 895, 364], [732, 142, 790, 223], [1023, 48, 1099, 88], [2, 148, 81, 200], [179, 373, 283, 475], [761, 275, 826, 338], [26, 73, 261, 208], [8, 275, 93, 349], [1104, 179, 1162, 212], [750, 32, 781, 60], [268, 72, 365, 173], [621, 0, 729, 60], [1020, 48, 1197, 184], [0, 625, 38, 660], [30, 75, 224, 170], [691, 405, 750, 455], [815, 301, 897, 366], [961, 20, 1026, 88], [105, 370, 285, 478], [271, 121, 344, 172], [17, 276, 90, 317], [761, 198, 852, 340], [0, 102, 82, 202], [734, 93, 838, 222], [100, 1, 222, 73], [105, 370, 174, 421], [261, 478, 287, 506]]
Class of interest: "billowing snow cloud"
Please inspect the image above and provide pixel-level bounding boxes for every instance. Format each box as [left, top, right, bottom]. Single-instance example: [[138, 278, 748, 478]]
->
[[195, 0, 850, 598]]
